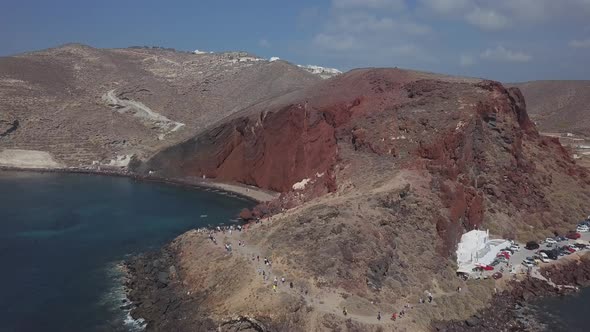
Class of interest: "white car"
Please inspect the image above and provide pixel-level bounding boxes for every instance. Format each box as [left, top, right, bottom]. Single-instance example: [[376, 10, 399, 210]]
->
[[510, 245, 521, 252], [545, 238, 557, 244], [577, 225, 589, 232]]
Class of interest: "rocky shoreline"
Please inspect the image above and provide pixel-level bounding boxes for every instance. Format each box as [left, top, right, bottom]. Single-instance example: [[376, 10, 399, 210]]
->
[[0, 166, 277, 203], [124, 237, 273, 332], [432, 252, 590, 331]]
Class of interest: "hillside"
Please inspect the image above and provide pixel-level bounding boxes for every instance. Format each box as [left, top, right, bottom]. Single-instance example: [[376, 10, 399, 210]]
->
[[131, 69, 590, 331], [0, 44, 320, 168], [509, 80, 590, 134]]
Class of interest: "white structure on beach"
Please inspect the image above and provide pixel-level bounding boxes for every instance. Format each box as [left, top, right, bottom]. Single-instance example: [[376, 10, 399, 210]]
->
[[456, 229, 510, 274]]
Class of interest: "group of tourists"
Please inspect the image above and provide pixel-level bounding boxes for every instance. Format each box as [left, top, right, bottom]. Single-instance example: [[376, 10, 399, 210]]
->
[[374, 292, 435, 323]]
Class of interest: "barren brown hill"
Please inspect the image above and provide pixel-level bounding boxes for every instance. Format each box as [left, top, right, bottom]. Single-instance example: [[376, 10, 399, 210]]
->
[[0, 44, 320, 168], [131, 69, 590, 331], [509, 80, 590, 134]]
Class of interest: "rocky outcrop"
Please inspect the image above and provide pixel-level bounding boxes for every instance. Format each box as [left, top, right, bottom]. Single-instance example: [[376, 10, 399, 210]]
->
[[0, 112, 18, 138], [541, 253, 590, 286], [139, 103, 339, 194]]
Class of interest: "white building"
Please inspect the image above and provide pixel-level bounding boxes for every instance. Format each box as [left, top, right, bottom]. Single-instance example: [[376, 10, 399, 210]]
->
[[456, 229, 510, 274]]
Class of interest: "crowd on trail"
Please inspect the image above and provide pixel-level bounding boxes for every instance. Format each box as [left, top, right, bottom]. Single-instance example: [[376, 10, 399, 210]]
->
[[200, 219, 443, 325], [202, 221, 295, 297]]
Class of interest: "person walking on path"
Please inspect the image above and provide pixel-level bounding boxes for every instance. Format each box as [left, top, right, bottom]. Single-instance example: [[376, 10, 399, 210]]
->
[[343, 307, 348, 316], [377, 311, 381, 321]]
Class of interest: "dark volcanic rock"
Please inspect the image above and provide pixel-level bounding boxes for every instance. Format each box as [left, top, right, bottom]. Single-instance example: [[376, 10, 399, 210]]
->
[[0, 112, 18, 138]]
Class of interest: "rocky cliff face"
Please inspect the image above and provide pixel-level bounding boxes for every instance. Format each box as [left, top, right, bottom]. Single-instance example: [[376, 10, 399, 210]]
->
[[141, 69, 590, 240]]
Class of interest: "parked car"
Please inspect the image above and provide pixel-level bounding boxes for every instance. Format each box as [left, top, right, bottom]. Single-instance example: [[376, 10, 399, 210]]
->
[[545, 238, 557, 244], [522, 261, 535, 268], [577, 225, 589, 232], [568, 245, 579, 252], [567, 232, 582, 239], [492, 272, 503, 279], [502, 248, 515, 254], [497, 252, 510, 259], [540, 249, 559, 260], [510, 244, 521, 252], [477, 264, 494, 271], [526, 241, 540, 250]]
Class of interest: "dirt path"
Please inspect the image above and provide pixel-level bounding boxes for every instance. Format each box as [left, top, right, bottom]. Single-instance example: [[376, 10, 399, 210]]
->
[[103, 89, 184, 138], [204, 225, 426, 329]]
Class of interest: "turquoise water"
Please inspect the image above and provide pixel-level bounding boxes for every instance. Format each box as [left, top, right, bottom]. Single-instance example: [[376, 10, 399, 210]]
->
[[0, 171, 253, 332]]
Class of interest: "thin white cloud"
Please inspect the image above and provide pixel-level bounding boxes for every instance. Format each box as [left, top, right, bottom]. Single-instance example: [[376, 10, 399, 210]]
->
[[326, 12, 431, 36], [480, 46, 532, 62], [460, 54, 476, 67], [312, 33, 358, 51], [419, 0, 590, 30], [419, 0, 470, 15], [465, 7, 510, 30], [258, 39, 271, 48], [332, 0, 406, 11], [569, 39, 590, 48]]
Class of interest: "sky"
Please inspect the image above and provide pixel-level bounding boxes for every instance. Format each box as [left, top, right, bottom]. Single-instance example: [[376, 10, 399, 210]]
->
[[1, 0, 590, 82]]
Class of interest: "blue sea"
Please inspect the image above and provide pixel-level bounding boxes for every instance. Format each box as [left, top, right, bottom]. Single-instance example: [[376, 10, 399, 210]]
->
[[530, 286, 590, 332], [0, 171, 252, 332]]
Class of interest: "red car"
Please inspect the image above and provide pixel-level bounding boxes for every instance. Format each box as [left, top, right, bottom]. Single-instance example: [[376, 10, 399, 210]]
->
[[477, 264, 494, 271], [566, 232, 581, 239], [566, 246, 576, 253], [497, 252, 510, 259]]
